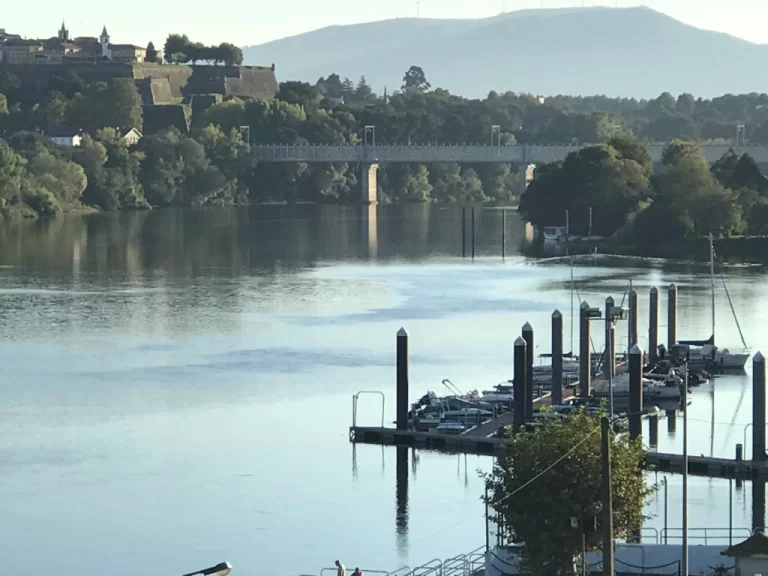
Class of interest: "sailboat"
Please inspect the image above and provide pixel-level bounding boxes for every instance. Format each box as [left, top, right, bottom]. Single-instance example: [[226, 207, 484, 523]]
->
[[676, 234, 749, 370]]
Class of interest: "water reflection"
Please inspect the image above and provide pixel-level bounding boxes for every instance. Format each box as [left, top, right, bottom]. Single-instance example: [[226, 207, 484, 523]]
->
[[395, 446, 409, 554]]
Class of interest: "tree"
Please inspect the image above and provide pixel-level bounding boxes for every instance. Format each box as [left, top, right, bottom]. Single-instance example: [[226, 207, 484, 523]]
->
[[354, 76, 374, 104], [0, 93, 7, 116], [402, 66, 431, 93], [164, 34, 189, 63], [218, 43, 243, 66], [146, 41, 158, 63], [483, 410, 651, 576]]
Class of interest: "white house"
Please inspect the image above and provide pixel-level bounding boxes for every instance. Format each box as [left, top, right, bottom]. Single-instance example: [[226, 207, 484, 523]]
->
[[49, 133, 83, 147]]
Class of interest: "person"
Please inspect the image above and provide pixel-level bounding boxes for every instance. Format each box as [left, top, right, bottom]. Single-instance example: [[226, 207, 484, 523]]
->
[[335, 560, 346, 576], [352, 568, 363, 576]]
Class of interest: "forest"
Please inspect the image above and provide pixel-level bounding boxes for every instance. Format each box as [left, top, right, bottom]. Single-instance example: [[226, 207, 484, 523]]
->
[[2, 64, 768, 242]]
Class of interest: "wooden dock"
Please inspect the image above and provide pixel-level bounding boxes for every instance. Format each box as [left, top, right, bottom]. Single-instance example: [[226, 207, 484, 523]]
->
[[349, 427, 768, 479]]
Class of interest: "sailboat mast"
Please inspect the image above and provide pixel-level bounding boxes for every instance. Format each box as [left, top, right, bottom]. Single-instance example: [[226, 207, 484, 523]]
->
[[710, 233, 715, 341]]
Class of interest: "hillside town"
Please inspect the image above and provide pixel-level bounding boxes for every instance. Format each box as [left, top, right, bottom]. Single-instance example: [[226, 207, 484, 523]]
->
[[0, 23, 147, 64]]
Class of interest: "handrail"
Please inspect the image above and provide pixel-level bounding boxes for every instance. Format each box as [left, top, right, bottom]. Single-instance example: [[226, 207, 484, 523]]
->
[[352, 391, 386, 428], [660, 527, 751, 545], [411, 558, 442, 576], [321, 569, 392, 576]]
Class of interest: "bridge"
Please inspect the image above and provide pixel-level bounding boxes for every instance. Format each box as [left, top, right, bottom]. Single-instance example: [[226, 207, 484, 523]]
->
[[251, 143, 768, 203]]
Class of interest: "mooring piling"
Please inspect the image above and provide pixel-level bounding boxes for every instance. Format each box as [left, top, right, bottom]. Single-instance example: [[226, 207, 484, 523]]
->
[[629, 289, 639, 349], [396, 328, 410, 431], [513, 336, 527, 433], [579, 301, 591, 397], [754, 352, 766, 462], [629, 344, 643, 441], [552, 310, 563, 406], [523, 322, 534, 423], [649, 286, 659, 365], [605, 296, 615, 378], [649, 412, 659, 448], [668, 283, 678, 348]]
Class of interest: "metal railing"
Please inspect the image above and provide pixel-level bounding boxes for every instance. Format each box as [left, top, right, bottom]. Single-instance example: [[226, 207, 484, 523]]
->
[[660, 527, 752, 545], [352, 391, 386, 428], [307, 546, 485, 576]]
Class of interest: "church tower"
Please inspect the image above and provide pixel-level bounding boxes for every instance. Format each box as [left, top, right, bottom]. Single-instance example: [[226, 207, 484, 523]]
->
[[100, 26, 111, 59], [58, 21, 69, 42]]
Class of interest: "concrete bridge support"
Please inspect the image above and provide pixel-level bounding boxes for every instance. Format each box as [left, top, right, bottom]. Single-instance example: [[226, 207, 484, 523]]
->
[[361, 163, 379, 204]]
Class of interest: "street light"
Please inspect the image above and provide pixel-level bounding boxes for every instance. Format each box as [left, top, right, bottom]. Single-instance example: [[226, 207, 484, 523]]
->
[[736, 124, 746, 148], [182, 562, 233, 576], [491, 125, 501, 147], [364, 125, 376, 146]]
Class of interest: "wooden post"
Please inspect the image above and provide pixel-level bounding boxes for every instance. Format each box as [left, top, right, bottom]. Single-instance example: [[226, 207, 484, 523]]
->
[[579, 301, 591, 397], [604, 296, 614, 377], [753, 352, 766, 462], [601, 416, 614, 576], [628, 344, 643, 441], [461, 207, 467, 258], [523, 322, 534, 423], [667, 283, 678, 349], [396, 328, 410, 431], [471, 206, 476, 260], [552, 310, 563, 405], [629, 289, 639, 349], [649, 287, 659, 366], [502, 209, 507, 259], [649, 413, 659, 447], [513, 337, 527, 433]]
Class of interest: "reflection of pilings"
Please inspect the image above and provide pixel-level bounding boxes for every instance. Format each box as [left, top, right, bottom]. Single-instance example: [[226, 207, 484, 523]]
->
[[396, 446, 409, 538], [754, 353, 766, 462], [361, 204, 378, 259], [649, 414, 659, 448], [667, 410, 677, 435], [753, 481, 766, 533]]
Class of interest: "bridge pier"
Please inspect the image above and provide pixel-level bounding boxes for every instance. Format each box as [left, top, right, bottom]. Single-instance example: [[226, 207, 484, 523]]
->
[[361, 163, 379, 204]]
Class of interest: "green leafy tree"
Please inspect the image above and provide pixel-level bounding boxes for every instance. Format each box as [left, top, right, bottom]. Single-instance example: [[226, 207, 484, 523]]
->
[[483, 411, 651, 576], [0, 93, 7, 116], [164, 34, 190, 64], [218, 42, 243, 66], [402, 66, 431, 93], [146, 42, 158, 63]]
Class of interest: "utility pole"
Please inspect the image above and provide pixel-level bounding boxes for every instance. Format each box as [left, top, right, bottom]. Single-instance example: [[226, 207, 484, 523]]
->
[[601, 416, 614, 576]]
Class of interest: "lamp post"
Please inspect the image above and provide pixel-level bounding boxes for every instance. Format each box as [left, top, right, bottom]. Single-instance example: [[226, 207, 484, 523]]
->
[[364, 125, 376, 146], [491, 125, 501, 147], [181, 562, 233, 576]]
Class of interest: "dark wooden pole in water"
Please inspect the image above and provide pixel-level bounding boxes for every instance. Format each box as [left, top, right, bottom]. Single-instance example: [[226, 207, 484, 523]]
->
[[667, 410, 677, 434], [753, 352, 766, 462], [601, 416, 614, 576], [552, 310, 563, 406], [396, 328, 410, 431], [502, 209, 507, 259], [628, 344, 643, 441], [471, 206, 476, 260], [523, 322, 534, 423], [649, 413, 659, 447], [753, 481, 766, 534], [395, 446, 409, 536], [649, 287, 659, 366], [667, 283, 678, 349], [513, 337, 527, 433], [629, 289, 639, 349], [462, 207, 466, 258], [579, 301, 591, 397], [604, 296, 615, 378]]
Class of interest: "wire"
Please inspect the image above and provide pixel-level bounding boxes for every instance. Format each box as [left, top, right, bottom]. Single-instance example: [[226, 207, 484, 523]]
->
[[489, 424, 602, 508]]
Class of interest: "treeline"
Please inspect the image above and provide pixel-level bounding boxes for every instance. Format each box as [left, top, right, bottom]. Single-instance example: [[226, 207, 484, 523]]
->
[[0, 125, 250, 221], [519, 138, 768, 246], [163, 34, 243, 66]]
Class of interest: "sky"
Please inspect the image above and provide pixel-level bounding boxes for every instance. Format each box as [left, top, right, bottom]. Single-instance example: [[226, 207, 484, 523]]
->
[[4, 0, 768, 48]]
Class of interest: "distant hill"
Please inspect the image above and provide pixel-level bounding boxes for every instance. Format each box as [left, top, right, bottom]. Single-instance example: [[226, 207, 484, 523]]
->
[[243, 7, 768, 99]]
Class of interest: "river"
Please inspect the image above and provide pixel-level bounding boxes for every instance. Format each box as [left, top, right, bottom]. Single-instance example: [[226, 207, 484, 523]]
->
[[0, 204, 766, 575]]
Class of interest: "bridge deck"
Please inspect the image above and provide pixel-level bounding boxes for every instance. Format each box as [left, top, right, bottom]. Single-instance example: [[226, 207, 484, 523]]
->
[[251, 144, 768, 164]]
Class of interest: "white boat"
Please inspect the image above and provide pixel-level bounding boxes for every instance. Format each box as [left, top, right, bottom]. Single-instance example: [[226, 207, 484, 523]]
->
[[436, 421, 466, 435], [675, 234, 749, 370], [479, 383, 515, 403], [541, 225, 568, 244], [592, 370, 682, 400]]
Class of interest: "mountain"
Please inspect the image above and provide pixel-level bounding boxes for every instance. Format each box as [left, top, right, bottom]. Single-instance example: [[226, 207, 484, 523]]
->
[[242, 7, 768, 99]]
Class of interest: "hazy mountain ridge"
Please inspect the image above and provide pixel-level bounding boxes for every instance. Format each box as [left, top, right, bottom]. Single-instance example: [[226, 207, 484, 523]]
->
[[243, 7, 768, 99]]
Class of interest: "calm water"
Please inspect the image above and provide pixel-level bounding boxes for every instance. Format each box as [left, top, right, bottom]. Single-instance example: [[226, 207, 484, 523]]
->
[[0, 205, 766, 575]]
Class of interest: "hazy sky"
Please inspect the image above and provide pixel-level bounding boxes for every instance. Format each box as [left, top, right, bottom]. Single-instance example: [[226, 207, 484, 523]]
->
[[4, 1, 768, 48]]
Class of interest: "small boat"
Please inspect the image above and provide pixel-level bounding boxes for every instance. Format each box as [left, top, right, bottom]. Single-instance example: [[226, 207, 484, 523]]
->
[[436, 421, 466, 435], [592, 370, 683, 401], [480, 382, 515, 404]]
